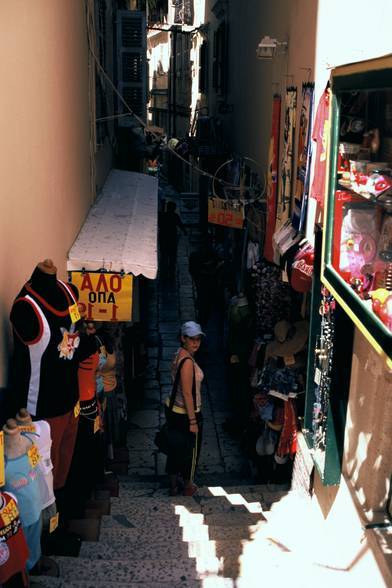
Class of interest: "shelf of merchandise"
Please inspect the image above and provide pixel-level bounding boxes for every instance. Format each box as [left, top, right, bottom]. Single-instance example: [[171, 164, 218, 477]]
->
[[321, 55, 392, 365]]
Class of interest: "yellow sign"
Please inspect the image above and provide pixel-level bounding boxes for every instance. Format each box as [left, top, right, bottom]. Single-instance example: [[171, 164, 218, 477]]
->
[[208, 198, 244, 229], [94, 415, 101, 434], [0, 432, 4, 487], [69, 303, 81, 324], [49, 512, 59, 533], [2, 498, 19, 526], [70, 272, 133, 322], [74, 401, 80, 418], [27, 444, 41, 469]]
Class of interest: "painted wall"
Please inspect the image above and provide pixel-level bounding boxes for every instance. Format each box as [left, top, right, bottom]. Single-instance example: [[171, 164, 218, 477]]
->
[[0, 1, 94, 387]]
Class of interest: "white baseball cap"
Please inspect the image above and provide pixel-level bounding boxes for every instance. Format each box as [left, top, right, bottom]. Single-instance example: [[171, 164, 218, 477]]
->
[[181, 321, 205, 337]]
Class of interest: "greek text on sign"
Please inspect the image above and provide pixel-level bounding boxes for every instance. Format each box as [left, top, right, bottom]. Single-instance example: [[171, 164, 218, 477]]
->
[[70, 272, 133, 322], [208, 198, 244, 229]]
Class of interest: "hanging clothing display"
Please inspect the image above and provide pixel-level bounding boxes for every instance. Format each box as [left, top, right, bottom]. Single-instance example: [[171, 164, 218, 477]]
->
[[310, 85, 331, 208], [276, 88, 297, 230], [250, 260, 292, 339], [264, 94, 281, 262], [292, 83, 315, 232], [0, 491, 29, 584]]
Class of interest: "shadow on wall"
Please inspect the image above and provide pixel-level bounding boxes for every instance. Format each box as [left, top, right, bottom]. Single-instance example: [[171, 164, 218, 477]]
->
[[344, 333, 392, 518]]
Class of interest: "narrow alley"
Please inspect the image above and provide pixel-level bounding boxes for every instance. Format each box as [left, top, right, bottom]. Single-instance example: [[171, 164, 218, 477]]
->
[[28, 183, 364, 588]]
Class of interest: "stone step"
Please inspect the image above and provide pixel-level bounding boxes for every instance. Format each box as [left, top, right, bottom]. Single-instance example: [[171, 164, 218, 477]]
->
[[80, 537, 251, 561], [79, 539, 190, 560], [51, 556, 217, 584], [109, 494, 201, 516], [100, 511, 204, 529], [98, 519, 259, 543], [31, 578, 202, 588]]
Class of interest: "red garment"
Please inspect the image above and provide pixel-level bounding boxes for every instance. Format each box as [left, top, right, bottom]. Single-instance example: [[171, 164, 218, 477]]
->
[[276, 400, 297, 458], [310, 87, 331, 207], [46, 409, 79, 489], [264, 95, 281, 262], [78, 352, 99, 402], [0, 492, 29, 584]]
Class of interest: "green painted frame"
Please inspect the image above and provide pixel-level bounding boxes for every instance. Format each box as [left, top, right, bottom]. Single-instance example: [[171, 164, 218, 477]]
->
[[321, 57, 392, 364]]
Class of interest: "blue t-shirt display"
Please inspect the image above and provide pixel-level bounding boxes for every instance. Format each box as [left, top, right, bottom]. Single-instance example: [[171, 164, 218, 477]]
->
[[4, 450, 42, 527]]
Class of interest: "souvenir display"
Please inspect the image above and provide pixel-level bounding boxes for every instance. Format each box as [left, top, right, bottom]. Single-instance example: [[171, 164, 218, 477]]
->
[[8, 259, 96, 490], [292, 82, 315, 232], [15, 410, 56, 532], [309, 85, 331, 208], [3, 420, 42, 570], [311, 288, 335, 467], [324, 78, 392, 346], [248, 318, 308, 481], [264, 94, 281, 262], [276, 87, 297, 228], [0, 491, 29, 585], [290, 241, 314, 293], [250, 260, 292, 340]]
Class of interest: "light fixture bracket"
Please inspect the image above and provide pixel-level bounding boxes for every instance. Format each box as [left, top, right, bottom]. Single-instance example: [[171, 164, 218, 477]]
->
[[256, 36, 288, 60]]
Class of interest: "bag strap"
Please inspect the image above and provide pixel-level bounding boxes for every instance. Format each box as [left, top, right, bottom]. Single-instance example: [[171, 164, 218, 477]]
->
[[169, 356, 196, 412]]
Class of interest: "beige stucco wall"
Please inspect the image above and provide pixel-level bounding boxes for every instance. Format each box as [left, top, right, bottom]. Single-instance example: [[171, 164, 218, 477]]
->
[[0, 1, 94, 387]]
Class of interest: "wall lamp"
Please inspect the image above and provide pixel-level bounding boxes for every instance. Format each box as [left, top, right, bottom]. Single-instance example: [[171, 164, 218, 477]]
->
[[256, 36, 288, 60]]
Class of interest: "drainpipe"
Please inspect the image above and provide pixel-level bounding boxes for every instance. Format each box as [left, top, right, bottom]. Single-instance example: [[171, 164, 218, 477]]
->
[[172, 26, 177, 137]]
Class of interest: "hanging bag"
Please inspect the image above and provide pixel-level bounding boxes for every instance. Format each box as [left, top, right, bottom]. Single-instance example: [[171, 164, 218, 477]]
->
[[154, 357, 196, 455]]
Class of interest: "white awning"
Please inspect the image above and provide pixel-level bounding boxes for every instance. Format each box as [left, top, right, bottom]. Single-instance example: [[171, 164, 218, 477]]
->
[[67, 169, 158, 279]]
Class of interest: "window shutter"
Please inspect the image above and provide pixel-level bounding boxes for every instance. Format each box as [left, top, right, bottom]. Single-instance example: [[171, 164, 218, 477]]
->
[[117, 10, 147, 126], [198, 42, 208, 94]]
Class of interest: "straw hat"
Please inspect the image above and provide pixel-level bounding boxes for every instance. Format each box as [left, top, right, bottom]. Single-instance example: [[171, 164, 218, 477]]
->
[[266, 320, 309, 358]]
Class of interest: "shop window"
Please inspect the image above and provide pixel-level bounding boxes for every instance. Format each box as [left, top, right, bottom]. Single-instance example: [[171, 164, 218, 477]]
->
[[212, 22, 228, 96], [322, 56, 392, 363], [116, 10, 147, 124], [198, 42, 208, 95]]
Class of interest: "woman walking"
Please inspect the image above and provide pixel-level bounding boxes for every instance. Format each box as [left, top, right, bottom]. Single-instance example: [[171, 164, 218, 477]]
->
[[165, 321, 204, 496]]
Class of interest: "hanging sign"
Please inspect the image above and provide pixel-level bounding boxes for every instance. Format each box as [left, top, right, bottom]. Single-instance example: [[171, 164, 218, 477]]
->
[[208, 198, 244, 229], [70, 272, 133, 322]]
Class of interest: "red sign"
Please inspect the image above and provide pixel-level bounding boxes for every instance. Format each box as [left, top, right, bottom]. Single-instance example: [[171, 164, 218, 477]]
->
[[208, 198, 244, 229]]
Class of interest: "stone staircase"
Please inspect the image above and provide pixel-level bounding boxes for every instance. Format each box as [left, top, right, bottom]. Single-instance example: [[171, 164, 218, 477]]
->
[[31, 475, 322, 588]]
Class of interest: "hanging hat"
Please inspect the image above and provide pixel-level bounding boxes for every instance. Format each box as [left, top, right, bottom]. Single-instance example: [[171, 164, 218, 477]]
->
[[255, 429, 276, 456], [266, 320, 309, 358]]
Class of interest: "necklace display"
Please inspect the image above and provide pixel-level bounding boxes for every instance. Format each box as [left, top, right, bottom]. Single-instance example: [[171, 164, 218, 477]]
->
[[312, 287, 336, 467]]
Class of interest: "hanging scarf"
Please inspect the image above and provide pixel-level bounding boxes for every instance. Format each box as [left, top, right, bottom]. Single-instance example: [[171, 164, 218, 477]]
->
[[264, 94, 281, 262], [292, 82, 314, 232], [275, 87, 297, 230], [276, 399, 297, 458]]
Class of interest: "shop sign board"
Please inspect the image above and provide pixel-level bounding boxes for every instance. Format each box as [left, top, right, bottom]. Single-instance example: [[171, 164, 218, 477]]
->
[[208, 197, 244, 229], [70, 272, 133, 322]]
